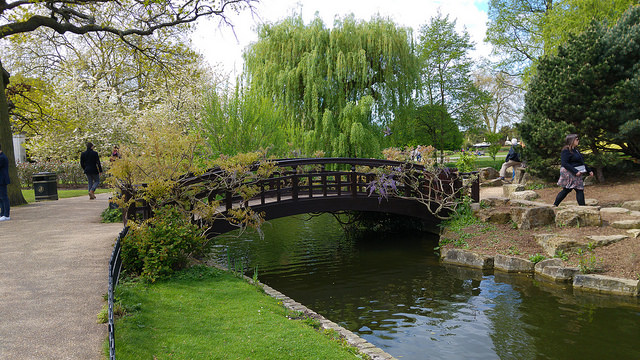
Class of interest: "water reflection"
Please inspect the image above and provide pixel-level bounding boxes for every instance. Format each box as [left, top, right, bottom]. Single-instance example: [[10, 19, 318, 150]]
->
[[211, 214, 640, 360]]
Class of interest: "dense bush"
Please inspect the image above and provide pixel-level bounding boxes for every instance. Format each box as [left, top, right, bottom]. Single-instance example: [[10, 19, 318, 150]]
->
[[17, 160, 109, 188], [121, 206, 213, 282]]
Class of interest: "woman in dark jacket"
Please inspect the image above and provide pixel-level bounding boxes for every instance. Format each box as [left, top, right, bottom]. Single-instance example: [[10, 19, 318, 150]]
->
[[553, 134, 594, 206]]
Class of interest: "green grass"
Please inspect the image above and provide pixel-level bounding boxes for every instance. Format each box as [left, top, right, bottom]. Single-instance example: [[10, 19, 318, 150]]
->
[[111, 266, 363, 360], [21, 188, 111, 203]]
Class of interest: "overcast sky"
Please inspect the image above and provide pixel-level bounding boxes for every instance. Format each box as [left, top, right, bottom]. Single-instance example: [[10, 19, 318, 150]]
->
[[191, 0, 491, 75]]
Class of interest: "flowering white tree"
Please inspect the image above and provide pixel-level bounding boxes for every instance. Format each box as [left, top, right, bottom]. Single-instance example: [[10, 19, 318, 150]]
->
[[1, 0, 255, 204]]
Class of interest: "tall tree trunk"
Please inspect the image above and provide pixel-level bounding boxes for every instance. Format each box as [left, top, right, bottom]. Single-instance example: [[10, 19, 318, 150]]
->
[[0, 60, 27, 206]]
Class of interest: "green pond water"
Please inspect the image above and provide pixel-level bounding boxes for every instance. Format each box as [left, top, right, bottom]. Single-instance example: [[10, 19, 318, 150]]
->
[[211, 214, 640, 360]]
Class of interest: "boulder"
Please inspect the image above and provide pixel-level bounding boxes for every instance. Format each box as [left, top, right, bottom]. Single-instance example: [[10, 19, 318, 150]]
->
[[628, 229, 640, 239], [509, 190, 539, 201], [611, 219, 640, 230], [537, 266, 580, 283], [583, 176, 596, 186], [502, 184, 525, 197], [512, 207, 556, 229], [534, 258, 564, 274], [561, 198, 599, 206], [630, 211, 640, 218], [480, 197, 510, 207], [494, 254, 535, 273], [474, 208, 512, 224], [599, 207, 630, 215], [441, 249, 494, 270], [478, 167, 500, 181], [514, 167, 528, 184], [555, 206, 602, 227], [509, 199, 553, 208], [584, 234, 628, 247], [622, 200, 640, 212], [573, 274, 639, 296], [534, 234, 584, 256]]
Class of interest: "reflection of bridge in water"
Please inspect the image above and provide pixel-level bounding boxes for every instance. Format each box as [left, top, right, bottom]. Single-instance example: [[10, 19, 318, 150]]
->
[[128, 158, 479, 236]]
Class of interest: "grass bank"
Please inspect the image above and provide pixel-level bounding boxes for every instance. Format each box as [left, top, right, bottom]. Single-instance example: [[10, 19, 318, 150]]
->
[[110, 266, 364, 359], [21, 188, 111, 203]]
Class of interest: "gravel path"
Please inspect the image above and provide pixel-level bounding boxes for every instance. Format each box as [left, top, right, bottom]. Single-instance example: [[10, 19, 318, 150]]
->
[[0, 193, 122, 359]]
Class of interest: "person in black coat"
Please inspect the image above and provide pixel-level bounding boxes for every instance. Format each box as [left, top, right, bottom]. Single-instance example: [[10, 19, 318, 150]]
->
[[0, 143, 10, 221], [80, 142, 102, 200], [553, 134, 594, 206], [498, 138, 525, 181]]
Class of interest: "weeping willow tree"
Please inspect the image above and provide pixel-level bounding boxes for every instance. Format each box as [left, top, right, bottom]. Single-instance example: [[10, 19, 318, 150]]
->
[[242, 14, 419, 158]]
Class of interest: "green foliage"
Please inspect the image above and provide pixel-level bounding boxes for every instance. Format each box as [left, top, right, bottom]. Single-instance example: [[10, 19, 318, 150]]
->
[[410, 104, 463, 152], [485, 132, 504, 162], [417, 13, 479, 127], [554, 249, 569, 261], [455, 151, 477, 173], [576, 248, 602, 274], [121, 206, 212, 282], [437, 199, 482, 250], [529, 253, 546, 264], [17, 160, 109, 187], [243, 14, 419, 157], [199, 82, 291, 157], [101, 207, 122, 223], [520, 5, 640, 178], [542, 0, 638, 55]]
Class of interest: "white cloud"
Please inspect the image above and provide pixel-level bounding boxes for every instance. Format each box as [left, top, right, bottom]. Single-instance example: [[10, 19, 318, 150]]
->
[[191, 0, 490, 75]]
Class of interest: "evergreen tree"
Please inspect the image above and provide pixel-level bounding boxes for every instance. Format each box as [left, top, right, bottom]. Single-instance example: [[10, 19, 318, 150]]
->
[[520, 5, 640, 181]]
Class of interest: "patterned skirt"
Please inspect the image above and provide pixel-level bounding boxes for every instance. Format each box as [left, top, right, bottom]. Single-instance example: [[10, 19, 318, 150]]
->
[[557, 167, 584, 190]]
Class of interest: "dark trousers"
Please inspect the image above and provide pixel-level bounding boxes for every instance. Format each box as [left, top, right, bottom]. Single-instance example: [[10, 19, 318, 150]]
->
[[87, 173, 100, 192], [554, 187, 585, 206], [0, 184, 9, 217]]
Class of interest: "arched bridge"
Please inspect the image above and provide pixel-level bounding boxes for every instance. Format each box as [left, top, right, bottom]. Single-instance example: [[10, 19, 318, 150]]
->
[[126, 158, 479, 236]]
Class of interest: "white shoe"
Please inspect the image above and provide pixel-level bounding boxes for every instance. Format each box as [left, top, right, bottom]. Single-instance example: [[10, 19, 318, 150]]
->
[[0, 216, 9, 221]]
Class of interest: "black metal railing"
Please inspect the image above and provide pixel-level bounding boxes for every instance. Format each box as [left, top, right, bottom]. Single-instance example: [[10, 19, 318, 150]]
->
[[108, 226, 128, 360]]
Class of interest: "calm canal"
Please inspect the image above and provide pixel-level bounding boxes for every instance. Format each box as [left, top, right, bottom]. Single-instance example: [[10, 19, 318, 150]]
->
[[211, 214, 640, 360]]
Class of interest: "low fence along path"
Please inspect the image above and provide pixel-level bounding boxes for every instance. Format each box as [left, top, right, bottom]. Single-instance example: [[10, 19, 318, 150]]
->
[[0, 193, 122, 359]]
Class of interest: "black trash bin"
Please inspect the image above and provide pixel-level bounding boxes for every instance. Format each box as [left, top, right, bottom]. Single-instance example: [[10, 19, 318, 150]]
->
[[33, 172, 58, 201]]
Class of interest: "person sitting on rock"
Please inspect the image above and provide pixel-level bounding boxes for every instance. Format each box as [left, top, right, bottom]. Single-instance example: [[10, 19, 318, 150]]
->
[[498, 138, 525, 182]]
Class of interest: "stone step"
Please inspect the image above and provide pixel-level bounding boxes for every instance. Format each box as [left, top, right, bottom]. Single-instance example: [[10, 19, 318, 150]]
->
[[611, 219, 640, 229]]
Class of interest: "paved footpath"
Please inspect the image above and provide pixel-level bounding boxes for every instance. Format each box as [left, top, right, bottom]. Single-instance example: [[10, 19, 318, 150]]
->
[[0, 193, 123, 359]]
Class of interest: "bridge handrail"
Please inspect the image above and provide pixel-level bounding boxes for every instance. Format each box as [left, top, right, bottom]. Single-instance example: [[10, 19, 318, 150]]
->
[[123, 158, 478, 225], [178, 157, 427, 186]]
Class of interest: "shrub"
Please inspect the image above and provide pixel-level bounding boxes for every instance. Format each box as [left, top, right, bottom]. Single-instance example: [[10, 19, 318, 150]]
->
[[101, 207, 122, 223], [121, 206, 213, 282], [17, 160, 109, 188]]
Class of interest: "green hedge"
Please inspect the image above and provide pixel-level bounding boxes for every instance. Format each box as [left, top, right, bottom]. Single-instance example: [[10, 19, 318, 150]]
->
[[17, 160, 110, 188]]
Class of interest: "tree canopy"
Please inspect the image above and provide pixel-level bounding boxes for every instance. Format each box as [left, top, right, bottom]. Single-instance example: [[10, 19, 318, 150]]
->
[[486, 0, 637, 82], [1, 0, 256, 204], [241, 14, 419, 158], [519, 5, 640, 181]]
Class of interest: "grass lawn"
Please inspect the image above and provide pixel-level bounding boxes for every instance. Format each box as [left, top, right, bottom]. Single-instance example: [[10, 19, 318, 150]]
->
[[111, 266, 363, 360], [21, 188, 111, 203]]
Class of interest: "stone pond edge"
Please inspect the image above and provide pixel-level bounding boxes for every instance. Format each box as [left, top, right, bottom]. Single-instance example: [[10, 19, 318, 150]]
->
[[441, 248, 640, 297]]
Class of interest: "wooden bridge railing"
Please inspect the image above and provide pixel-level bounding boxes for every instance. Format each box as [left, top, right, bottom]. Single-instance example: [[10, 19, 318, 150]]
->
[[123, 158, 479, 224]]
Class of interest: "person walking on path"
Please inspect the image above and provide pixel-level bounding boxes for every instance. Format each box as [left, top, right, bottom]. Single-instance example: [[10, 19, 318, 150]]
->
[[80, 142, 103, 200], [0, 143, 10, 221], [498, 138, 525, 181], [553, 134, 594, 206]]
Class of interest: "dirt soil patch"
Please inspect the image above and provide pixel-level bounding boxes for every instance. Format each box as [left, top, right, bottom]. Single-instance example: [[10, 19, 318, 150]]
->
[[442, 173, 640, 281]]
